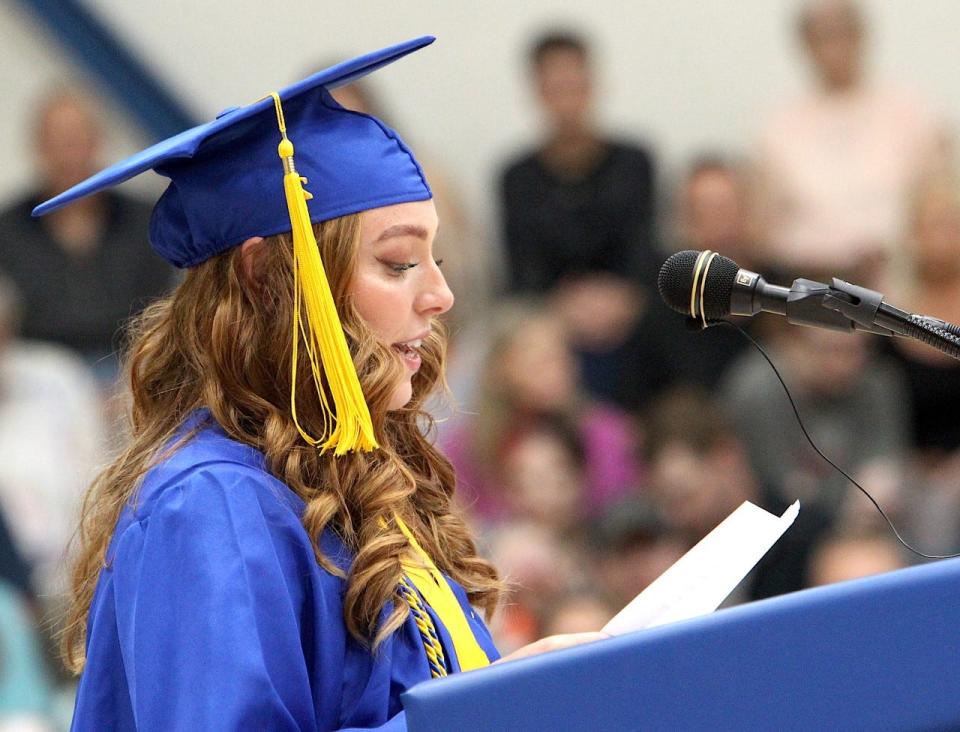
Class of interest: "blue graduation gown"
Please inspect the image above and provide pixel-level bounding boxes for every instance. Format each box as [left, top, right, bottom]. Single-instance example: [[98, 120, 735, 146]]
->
[[71, 410, 499, 731]]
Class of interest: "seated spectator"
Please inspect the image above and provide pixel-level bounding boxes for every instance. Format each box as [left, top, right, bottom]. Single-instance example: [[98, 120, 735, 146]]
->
[[0, 86, 174, 381], [719, 319, 908, 517], [645, 388, 762, 545], [643, 387, 832, 601], [674, 155, 760, 270], [498, 417, 586, 539], [623, 156, 757, 400], [806, 530, 906, 587], [0, 274, 103, 602], [441, 302, 640, 526], [876, 175, 960, 558], [484, 522, 586, 655], [498, 29, 658, 407], [590, 498, 686, 608], [884, 175, 960, 459], [540, 590, 616, 637], [754, 0, 951, 289]]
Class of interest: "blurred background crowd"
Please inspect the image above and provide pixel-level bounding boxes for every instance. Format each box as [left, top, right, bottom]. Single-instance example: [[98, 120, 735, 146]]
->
[[2, 0, 960, 727]]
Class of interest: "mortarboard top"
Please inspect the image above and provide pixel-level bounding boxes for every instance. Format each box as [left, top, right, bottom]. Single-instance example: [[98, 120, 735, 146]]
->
[[33, 35, 436, 269]]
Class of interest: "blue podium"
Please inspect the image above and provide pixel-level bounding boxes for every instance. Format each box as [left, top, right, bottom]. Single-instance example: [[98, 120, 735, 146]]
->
[[402, 557, 960, 731]]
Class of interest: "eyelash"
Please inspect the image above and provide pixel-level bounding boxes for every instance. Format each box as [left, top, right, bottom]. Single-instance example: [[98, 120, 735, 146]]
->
[[385, 259, 444, 276]]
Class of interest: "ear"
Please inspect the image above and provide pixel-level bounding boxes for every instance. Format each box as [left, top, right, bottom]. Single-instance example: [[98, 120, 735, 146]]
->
[[239, 236, 266, 288]]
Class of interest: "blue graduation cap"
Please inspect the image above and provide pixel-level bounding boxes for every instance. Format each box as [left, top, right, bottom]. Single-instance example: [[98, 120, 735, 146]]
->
[[33, 35, 438, 456], [33, 35, 435, 269]]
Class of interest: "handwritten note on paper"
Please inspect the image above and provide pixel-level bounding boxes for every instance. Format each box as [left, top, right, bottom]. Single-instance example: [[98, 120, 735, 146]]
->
[[603, 500, 800, 635]]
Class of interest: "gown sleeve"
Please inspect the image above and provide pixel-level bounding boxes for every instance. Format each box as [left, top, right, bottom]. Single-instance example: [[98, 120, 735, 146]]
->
[[107, 465, 409, 732]]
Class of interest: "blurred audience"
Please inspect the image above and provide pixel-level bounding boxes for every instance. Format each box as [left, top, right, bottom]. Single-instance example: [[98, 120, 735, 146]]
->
[[0, 86, 174, 382], [643, 387, 832, 599], [877, 174, 960, 556], [719, 320, 908, 517], [498, 417, 585, 538], [0, 581, 57, 731], [0, 274, 103, 604], [498, 30, 658, 406], [644, 388, 758, 543], [618, 155, 756, 407], [590, 498, 686, 608], [806, 530, 906, 586], [441, 301, 640, 526], [884, 175, 960, 458], [485, 521, 587, 654], [674, 155, 760, 270], [540, 590, 615, 637], [0, 506, 34, 614], [754, 0, 951, 288]]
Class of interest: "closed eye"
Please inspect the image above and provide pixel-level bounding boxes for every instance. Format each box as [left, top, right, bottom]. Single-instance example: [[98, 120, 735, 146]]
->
[[381, 260, 419, 277]]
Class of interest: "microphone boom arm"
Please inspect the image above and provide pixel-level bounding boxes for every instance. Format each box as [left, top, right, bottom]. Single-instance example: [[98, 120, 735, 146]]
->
[[809, 278, 960, 360]]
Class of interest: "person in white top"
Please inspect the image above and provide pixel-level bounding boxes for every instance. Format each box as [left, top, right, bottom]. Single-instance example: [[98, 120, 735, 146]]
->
[[754, 0, 951, 288], [0, 275, 103, 602]]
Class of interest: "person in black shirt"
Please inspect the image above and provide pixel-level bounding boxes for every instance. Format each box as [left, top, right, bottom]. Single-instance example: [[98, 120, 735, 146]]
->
[[620, 156, 758, 410], [498, 30, 658, 406], [0, 88, 174, 378]]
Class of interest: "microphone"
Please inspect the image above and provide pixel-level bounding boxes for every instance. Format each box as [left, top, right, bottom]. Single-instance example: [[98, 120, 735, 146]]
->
[[657, 250, 960, 358], [658, 249, 895, 335]]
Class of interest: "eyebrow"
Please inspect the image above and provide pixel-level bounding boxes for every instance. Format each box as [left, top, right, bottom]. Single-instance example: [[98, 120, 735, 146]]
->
[[375, 224, 430, 243]]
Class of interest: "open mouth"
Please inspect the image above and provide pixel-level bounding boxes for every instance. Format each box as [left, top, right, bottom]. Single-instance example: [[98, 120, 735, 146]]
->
[[392, 339, 423, 369]]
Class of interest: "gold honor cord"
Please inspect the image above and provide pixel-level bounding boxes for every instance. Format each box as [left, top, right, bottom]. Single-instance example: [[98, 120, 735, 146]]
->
[[394, 515, 491, 672], [396, 580, 448, 678], [269, 92, 378, 455]]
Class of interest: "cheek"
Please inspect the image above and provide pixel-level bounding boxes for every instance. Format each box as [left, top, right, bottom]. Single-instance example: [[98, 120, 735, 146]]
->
[[350, 274, 406, 341]]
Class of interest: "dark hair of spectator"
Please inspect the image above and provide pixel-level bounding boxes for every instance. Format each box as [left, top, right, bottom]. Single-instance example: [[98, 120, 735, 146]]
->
[[643, 386, 735, 462], [506, 413, 587, 471], [590, 498, 668, 553], [529, 30, 590, 68]]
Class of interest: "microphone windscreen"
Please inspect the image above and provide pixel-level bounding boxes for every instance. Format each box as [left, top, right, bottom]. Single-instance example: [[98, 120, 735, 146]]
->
[[657, 250, 740, 320], [657, 250, 700, 315]]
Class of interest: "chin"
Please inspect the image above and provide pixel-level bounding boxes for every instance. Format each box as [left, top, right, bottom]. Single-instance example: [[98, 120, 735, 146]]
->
[[387, 381, 414, 412]]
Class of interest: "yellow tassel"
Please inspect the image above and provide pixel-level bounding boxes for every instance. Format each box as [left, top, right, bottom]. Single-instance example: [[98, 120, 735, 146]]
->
[[270, 93, 378, 454]]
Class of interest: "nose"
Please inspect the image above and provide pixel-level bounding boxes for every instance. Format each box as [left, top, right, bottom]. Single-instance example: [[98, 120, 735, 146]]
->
[[416, 261, 455, 317]]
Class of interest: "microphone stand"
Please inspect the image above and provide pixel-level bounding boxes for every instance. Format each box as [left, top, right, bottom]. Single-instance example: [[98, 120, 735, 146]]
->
[[813, 278, 960, 361]]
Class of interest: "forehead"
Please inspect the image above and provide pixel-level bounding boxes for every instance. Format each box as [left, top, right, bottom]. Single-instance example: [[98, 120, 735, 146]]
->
[[536, 49, 590, 81], [689, 169, 739, 196], [359, 199, 438, 240], [801, 1, 862, 37], [39, 97, 99, 136]]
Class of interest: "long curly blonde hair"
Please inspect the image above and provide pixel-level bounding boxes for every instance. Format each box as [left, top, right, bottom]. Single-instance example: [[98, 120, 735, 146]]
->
[[62, 213, 501, 673]]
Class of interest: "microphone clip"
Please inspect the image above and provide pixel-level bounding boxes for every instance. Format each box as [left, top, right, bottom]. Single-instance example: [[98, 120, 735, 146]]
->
[[819, 279, 893, 337]]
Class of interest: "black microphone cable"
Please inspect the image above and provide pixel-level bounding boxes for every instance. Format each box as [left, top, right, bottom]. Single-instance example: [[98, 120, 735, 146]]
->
[[703, 317, 960, 561]]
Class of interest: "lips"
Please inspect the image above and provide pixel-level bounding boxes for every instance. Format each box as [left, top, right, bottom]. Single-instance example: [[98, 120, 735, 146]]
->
[[392, 335, 426, 371], [392, 338, 422, 357]]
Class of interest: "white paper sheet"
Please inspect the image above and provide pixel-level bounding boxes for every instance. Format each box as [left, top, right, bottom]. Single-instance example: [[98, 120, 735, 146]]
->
[[603, 500, 799, 635]]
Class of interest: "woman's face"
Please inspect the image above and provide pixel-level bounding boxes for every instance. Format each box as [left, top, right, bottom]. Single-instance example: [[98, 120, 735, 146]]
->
[[500, 315, 576, 411], [912, 188, 960, 277], [351, 199, 453, 410]]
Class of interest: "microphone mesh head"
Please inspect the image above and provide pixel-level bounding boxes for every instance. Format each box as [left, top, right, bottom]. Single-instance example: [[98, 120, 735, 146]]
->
[[658, 251, 699, 314], [657, 250, 739, 319]]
